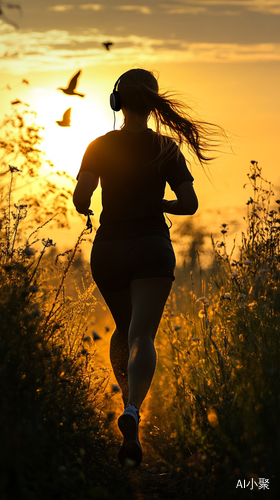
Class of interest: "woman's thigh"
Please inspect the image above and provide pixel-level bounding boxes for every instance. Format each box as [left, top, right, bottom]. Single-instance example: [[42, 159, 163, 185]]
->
[[98, 286, 132, 334], [97, 277, 172, 340], [129, 277, 173, 342]]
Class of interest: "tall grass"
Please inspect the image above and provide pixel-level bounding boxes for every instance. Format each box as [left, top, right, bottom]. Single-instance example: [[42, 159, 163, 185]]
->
[[2, 101, 279, 499], [0, 166, 127, 500], [149, 161, 280, 498]]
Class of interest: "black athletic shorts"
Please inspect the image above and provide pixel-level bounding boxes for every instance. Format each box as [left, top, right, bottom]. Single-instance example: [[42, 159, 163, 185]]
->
[[90, 235, 176, 292]]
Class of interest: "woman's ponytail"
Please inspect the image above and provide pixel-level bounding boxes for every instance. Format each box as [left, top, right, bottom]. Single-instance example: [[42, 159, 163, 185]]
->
[[118, 69, 226, 166]]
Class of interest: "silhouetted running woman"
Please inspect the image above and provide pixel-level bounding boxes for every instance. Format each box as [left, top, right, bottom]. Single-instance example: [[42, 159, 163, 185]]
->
[[73, 68, 223, 468]]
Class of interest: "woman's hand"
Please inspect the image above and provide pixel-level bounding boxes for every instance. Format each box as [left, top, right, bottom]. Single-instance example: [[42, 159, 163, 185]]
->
[[73, 171, 98, 215], [163, 181, 198, 215]]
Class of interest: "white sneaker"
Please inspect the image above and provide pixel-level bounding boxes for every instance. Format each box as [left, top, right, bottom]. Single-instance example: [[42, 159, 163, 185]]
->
[[118, 405, 142, 468]]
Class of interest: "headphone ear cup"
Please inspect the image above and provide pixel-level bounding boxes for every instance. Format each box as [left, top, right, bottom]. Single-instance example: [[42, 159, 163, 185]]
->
[[110, 90, 121, 111]]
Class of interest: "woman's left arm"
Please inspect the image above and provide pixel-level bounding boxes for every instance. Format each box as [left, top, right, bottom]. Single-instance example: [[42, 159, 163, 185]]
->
[[73, 171, 99, 215]]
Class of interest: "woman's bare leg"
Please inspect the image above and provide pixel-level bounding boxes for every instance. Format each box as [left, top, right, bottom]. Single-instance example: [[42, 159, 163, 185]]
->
[[110, 328, 130, 407], [99, 287, 132, 408], [100, 277, 172, 410], [127, 277, 172, 410]]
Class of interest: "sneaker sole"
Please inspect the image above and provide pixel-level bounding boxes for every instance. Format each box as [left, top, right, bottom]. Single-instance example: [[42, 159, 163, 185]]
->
[[118, 413, 142, 468]]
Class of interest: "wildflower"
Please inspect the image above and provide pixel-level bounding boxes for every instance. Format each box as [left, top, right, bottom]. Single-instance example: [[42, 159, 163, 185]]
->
[[174, 325, 182, 331], [230, 272, 238, 277], [217, 242, 225, 248], [275, 200, 280, 205], [81, 348, 88, 355], [29, 285, 39, 293], [248, 301, 257, 308], [244, 260, 252, 266], [84, 336, 91, 342], [9, 164, 21, 173], [246, 197, 253, 205], [223, 293, 231, 300], [191, 337, 201, 342], [111, 384, 121, 393], [221, 223, 227, 228], [207, 407, 219, 427], [196, 297, 209, 305], [237, 294, 246, 300], [42, 238, 56, 248]]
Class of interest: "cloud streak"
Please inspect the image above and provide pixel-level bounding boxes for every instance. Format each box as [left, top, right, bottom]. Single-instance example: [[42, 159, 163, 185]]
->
[[1, 25, 280, 74], [115, 5, 152, 14], [79, 4, 103, 10], [161, 0, 280, 15], [48, 5, 74, 12]]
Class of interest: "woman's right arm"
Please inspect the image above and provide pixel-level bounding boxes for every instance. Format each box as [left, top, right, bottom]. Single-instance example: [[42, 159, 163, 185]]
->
[[162, 181, 198, 215], [73, 171, 99, 215]]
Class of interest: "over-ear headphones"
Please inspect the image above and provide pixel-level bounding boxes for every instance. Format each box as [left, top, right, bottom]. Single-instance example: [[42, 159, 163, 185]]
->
[[110, 72, 126, 111]]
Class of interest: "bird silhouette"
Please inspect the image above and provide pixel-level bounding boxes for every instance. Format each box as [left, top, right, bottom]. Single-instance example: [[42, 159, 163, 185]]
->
[[57, 70, 85, 97], [103, 42, 113, 51], [0, 5, 19, 29], [56, 108, 71, 127]]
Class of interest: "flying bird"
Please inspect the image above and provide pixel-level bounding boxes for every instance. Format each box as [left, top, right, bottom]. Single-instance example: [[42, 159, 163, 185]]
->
[[0, 2, 21, 29], [57, 70, 85, 97], [56, 108, 71, 127], [103, 42, 113, 51]]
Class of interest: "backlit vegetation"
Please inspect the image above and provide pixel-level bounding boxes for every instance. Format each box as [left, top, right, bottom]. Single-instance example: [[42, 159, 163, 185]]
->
[[1, 104, 279, 499]]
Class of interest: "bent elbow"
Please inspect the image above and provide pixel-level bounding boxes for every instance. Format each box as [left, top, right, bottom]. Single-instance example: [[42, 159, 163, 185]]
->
[[73, 192, 88, 215], [181, 196, 198, 215], [188, 199, 199, 215]]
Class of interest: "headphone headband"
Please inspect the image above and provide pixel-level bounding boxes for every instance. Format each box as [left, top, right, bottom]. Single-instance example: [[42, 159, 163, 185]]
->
[[110, 72, 126, 112]]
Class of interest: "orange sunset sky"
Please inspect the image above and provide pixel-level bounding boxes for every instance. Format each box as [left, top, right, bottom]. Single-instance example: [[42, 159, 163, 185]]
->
[[1, 0, 280, 253]]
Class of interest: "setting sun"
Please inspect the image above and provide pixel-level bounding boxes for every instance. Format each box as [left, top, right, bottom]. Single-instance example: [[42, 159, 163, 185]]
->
[[32, 88, 113, 179]]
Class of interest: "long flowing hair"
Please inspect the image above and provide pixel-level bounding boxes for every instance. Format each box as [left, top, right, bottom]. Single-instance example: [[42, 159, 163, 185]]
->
[[118, 68, 227, 166]]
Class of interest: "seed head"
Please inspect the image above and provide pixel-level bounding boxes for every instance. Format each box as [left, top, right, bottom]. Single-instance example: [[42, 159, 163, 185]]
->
[[23, 247, 35, 256], [111, 384, 121, 393], [196, 297, 209, 305], [92, 331, 102, 340]]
